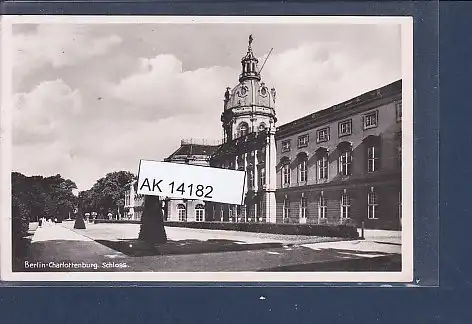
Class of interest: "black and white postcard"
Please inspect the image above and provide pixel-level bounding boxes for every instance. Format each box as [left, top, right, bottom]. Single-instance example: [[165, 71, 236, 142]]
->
[[0, 16, 413, 282]]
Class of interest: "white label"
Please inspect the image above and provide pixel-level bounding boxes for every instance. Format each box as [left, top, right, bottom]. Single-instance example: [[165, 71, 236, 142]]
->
[[137, 160, 246, 205]]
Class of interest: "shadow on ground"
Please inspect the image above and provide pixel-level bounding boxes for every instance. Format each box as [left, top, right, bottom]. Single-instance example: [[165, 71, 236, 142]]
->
[[259, 249, 402, 272], [95, 238, 287, 257]]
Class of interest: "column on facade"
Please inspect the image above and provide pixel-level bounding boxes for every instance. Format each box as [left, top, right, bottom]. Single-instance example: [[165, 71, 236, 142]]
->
[[129, 182, 135, 220], [243, 152, 248, 222], [265, 127, 277, 223], [254, 150, 259, 191], [254, 150, 259, 221]]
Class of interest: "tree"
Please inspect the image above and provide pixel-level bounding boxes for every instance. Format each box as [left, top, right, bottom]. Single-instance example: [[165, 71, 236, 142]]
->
[[11, 172, 78, 260], [79, 171, 135, 218], [138, 196, 167, 245]]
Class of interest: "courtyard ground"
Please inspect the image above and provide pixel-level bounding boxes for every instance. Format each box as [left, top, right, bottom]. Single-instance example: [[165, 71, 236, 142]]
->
[[20, 220, 401, 272]]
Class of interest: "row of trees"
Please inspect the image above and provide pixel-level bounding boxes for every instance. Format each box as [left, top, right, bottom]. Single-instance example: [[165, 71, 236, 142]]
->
[[12, 170, 166, 259], [12, 170, 137, 231], [12, 172, 78, 224]]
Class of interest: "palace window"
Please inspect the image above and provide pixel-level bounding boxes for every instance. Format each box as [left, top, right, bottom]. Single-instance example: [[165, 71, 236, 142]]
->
[[363, 111, 378, 130], [195, 204, 205, 222], [282, 163, 291, 185], [341, 192, 351, 219], [338, 119, 352, 137], [368, 189, 379, 219], [177, 204, 187, 222], [338, 149, 352, 176], [283, 198, 290, 220], [397, 132, 402, 167], [298, 134, 309, 148], [396, 101, 402, 122], [298, 159, 308, 183], [368, 145, 380, 172], [281, 140, 291, 152], [317, 127, 330, 143], [258, 203, 264, 221], [229, 206, 234, 220], [398, 191, 402, 224], [259, 167, 266, 187], [238, 122, 249, 137], [317, 154, 328, 180], [249, 168, 255, 188], [300, 197, 308, 219], [318, 194, 327, 219]]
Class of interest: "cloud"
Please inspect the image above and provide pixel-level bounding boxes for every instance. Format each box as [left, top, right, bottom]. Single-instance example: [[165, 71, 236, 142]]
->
[[107, 54, 236, 122], [13, 79, 82, 145], [262, 40, 401, 125], [13, 24, 122, 80]]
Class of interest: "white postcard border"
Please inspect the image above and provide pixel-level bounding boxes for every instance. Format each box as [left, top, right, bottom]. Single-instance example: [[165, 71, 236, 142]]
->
[[0, 15, 414, 283]]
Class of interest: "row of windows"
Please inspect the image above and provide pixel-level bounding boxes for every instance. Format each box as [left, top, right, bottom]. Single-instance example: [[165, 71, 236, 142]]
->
[[177, 204, 205, 222], [237, 122, 267, 138], [281, 102, 402, 152], [247, 167, 266, 188], [281, 144, 383, 184], [282, 189, 381, 221]]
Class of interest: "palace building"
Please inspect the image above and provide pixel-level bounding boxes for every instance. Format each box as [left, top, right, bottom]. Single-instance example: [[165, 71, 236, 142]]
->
[[274, 80, 402, 230], [123, 139, 219, 222], [123, 35, 402, 230]]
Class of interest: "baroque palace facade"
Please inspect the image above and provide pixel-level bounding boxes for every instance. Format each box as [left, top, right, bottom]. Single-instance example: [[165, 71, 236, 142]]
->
[[124, 36, 402, 230]]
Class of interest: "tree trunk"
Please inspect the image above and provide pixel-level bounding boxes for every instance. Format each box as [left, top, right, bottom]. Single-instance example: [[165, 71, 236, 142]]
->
[[139, 196, 167, 244]]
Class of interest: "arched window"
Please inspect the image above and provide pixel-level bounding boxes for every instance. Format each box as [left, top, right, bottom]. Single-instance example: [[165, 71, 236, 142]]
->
[[195, 204, 204, 222], [397, 131, 402, 168], [259, 167, 265, 187], [367, 145, 380, 172], [315, 148, 329, 181], [238, 122, 249, 137], [297, 153, 308, 183], [318, 193, 327, 219], [258, 123, 266, 132], [282, 163, 290, 185], [249, 167, 255, 188], [338, 142, 352, 176], [341, 192, 351, 219], [300, 197, 308, 222], [177, 204, 186, 222], [283, 198, 290, 222], [364, 135, 381, 173]]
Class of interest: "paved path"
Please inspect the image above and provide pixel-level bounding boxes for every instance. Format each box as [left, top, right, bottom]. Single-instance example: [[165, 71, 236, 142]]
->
[[22, 221, 401, 272], [25, 222, 128, 271]]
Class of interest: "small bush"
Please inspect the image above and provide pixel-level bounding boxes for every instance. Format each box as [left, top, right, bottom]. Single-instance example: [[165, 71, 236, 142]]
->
[[74, 214, 86, 229]]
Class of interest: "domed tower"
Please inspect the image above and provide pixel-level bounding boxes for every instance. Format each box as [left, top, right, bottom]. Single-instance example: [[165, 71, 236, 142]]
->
[[212, 35, 277, 224], [222, 34, 277, 141]]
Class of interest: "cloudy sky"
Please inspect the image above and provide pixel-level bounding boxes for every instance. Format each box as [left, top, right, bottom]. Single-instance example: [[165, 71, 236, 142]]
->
[[10, 21, 401, 191]]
